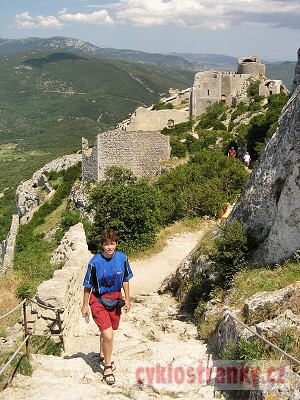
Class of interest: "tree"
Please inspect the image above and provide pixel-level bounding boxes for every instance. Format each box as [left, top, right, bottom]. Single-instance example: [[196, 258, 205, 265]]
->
[[88, 166, 161, 253]]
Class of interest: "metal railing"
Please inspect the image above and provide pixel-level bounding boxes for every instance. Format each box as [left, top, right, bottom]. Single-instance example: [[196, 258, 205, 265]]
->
[[0, 297, 65, 377], [226, 312, 300, 367]]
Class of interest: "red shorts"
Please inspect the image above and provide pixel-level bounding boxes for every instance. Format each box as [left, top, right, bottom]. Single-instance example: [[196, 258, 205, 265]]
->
[[89, 292, 122, 331]]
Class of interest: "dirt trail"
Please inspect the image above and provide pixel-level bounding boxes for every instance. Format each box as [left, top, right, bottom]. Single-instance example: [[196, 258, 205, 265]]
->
[[1, 227, 222, 400]]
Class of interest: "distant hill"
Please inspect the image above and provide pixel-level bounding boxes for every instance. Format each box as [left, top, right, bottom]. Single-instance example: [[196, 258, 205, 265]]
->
[[0, 36, 208, 72], [170, 52, 238, 71], [0, 37, 295, 89], [265, 62, 296, 91], [0, 50, 195, 191]]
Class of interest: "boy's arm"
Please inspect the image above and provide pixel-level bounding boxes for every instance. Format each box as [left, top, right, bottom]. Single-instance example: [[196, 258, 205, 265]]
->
[[122, 281, 131, 313], [81, 287, 91, 317]]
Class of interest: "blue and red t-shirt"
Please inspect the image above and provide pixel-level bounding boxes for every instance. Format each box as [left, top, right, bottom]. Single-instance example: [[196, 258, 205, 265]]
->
[[83, 251, 133, 296]]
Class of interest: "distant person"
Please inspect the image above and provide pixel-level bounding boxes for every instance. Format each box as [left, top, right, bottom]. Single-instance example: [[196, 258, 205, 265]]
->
[[243, 152, 251, 168], [237, 145, 244, 161], [217, 203, 228, 224], [228, 146, 236, 158], [81, 228, 133, 385]]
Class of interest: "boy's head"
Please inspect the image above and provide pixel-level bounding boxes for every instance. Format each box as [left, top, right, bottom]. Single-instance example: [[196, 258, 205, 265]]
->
[[100, 228, 118, 246]]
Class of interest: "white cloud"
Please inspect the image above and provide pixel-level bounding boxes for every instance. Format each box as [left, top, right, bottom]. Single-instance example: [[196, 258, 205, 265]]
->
[[15, 1, 300, 31], [15, 9, 113, 30], [112, 0, 300, 29], [59, 10, 114, 25], [16, 12, 63, 29]]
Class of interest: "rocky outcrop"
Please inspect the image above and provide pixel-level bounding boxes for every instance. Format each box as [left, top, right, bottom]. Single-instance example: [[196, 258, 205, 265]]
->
[[16, 154, 81, 223], [228, 50, 300, 265], [291, 48, 300, 95]]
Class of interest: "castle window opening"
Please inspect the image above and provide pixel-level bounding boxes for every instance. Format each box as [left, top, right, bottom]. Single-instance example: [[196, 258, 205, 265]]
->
[[207, 90, 210, 96], [168, 119, 175, 128]]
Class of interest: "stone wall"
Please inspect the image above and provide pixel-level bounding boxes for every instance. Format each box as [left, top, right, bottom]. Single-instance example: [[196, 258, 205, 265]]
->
[[0, 214, 19, 274], [26, 223, 92, 351], [1, 154, 82, 274], [190, 56, 271, 119], [237, 56, 265, 76], [82, 129, 171, 181], [191, 70, 254, 118], [259, 79, 283, 96], [16, 154, 82, 222], [120, 106, 189, 131]]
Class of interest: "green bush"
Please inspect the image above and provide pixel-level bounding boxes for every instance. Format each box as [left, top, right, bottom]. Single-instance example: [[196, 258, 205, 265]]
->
[[247, 80, 260, 97], [88, 166, 161, 254], [30, 336, 62, 356], [181, 272, 213, 313], [15, 281, 35, 299], [152, 102, 173, 110], [156, 150, 248, 224], [221, 337, 262, 360], [210, 221, 249, 287], [60, 211, 81, 232], [170, 139, 187, 157]]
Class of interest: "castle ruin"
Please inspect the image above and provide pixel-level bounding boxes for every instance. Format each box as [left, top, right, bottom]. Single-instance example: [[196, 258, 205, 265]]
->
[[190, 56, 266, 117], [82, 130, 170, 182], [119, 56, 286, 130]]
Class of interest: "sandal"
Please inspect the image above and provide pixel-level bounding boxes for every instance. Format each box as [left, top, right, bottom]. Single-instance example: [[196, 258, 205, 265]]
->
[[102, 365, 115, 385], [100, 356, 116, 371]]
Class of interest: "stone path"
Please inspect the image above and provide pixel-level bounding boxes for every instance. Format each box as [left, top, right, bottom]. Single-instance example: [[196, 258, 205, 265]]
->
[[1, 228, 223, 400]]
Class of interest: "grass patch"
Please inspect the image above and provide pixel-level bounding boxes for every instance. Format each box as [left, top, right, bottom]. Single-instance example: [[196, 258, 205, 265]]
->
[[0, 352, 32, 391], [33, 199, 68, 236], [0, 271, 23, 337], [227, 260, 300, 310], [29, 336, 62, 356]]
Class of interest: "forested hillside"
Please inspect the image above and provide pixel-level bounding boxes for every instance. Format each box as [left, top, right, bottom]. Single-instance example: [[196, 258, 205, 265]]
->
[[0, 51, 194, 191]]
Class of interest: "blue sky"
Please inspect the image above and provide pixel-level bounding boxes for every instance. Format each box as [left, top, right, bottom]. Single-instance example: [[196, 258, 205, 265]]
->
[[0, 0, 299, 61]]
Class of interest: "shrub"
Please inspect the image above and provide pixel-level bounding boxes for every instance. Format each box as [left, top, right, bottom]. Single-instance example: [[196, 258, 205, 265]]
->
[[210, 221, 249, 287], [221, 337, 262, 360], [170, 139, 186, 157], [60, 211, 81, 232], [152, 102, 173, 110], [16, 281, 35, 299], [88, 166, 161, 254]]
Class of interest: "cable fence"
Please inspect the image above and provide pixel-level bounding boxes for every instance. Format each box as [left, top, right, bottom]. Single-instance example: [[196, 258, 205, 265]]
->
[[0, 297, 65, 378], [226, 312, 300, 367]]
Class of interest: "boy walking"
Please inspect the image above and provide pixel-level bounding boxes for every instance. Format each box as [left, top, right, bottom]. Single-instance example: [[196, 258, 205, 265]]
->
[[81, 228, 133, 385]]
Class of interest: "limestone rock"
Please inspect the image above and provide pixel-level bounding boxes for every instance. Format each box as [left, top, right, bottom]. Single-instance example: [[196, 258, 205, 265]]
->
[[228, 58, 300, 264], [243, 284, 300, 324], [16, 154, 81, 221], [291, 48, 300, 95]]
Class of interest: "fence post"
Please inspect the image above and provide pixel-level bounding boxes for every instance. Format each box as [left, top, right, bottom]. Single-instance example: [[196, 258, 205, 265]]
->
[[56, 309, 65, 352], [22, 297, 30, 359]]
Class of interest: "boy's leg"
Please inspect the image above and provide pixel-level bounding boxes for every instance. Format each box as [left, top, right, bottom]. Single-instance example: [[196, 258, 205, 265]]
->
[[101, 327, 115, 383]]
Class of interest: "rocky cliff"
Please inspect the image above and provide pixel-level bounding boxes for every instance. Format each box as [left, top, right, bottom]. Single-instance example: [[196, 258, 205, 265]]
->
[[228, 48, 300, 265]]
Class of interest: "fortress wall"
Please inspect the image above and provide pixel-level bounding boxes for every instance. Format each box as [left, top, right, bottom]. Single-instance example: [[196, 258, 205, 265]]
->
[[0, 214, 19, 274], [125, 107, 189, 131], [238, 62, 265, 76], [220, 75, 234, 104], [191, 72, 222, 117], [259, 80, 282, 96], [26, 223, 92, 350], [96, 130, 170, 180], [82, 137, 98, 181], [229, 74, 252, 100]]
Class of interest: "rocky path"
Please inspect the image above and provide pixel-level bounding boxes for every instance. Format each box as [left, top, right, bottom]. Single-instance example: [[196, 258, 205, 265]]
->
[[2, 228, 222, 400]]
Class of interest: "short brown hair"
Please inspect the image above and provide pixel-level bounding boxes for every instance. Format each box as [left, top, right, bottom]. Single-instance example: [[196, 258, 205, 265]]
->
[[100, 228, 118, 245]]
